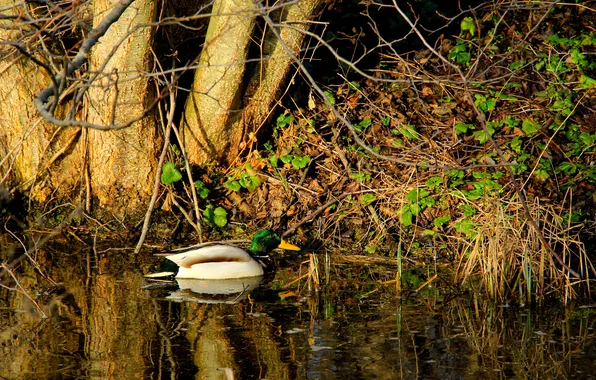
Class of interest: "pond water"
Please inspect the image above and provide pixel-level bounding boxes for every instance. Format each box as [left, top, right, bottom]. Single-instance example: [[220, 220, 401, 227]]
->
[[1, 246, 595, 379]]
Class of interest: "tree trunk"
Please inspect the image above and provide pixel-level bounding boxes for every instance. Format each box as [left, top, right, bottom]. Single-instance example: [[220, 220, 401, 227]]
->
[[85, 0, 158, 217], [182, 0, 323, 166], [181, 0, 256, 165], [0, 0, 157, 219], [0, 0, 84, 204]]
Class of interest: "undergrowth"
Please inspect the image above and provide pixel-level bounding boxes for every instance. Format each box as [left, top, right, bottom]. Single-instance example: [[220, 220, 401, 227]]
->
[[155, 2, 596, 303]]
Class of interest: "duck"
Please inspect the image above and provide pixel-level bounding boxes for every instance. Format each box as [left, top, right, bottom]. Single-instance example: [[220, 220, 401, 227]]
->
[[145, 229, 300, 280]]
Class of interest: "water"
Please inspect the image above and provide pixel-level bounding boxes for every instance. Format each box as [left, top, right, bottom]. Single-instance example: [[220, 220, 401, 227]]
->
[[1, 247, 595, 379]]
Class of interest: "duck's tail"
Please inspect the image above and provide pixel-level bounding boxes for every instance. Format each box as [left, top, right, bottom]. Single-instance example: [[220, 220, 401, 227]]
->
[[145, 257, 179, 279]]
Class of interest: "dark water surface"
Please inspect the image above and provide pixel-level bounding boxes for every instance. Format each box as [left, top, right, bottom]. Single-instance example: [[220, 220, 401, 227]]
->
[[1, 247, 595, 379]]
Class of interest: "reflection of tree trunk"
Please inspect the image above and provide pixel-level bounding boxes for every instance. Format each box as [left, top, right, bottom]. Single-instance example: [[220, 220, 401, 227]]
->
[[246, 312, 292, 379], [86, 0, 158, 215], [0, 249, 157, 377], [184, 304, 237, 379], [85, 256, 156, 378], [182, 0, 322, 166]]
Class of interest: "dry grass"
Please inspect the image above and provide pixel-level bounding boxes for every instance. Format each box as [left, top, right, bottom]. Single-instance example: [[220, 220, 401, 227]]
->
[[456, 196, 591, 303]]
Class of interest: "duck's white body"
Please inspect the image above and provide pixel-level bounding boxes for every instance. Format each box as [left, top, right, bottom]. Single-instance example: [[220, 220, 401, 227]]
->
[[148, 245, 265, 279]]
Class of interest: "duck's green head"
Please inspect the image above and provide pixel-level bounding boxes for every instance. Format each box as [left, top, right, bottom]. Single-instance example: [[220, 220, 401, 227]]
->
[[249, 230, 301, 255]]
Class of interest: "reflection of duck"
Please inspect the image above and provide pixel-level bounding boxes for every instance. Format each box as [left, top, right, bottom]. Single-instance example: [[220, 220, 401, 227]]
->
[[166, 277, 264, 304], [145, 230, 300, 280]]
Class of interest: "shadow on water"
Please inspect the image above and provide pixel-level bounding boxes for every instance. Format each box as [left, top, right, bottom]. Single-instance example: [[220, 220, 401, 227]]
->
[[1, 244, 596, 379]]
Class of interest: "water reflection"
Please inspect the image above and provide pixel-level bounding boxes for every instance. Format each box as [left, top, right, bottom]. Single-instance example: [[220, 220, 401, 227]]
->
[[146, 277, 264, 304], [1, 247, 595, 379]]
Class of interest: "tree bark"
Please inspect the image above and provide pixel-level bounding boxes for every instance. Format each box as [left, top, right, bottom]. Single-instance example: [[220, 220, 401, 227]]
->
[[0, 0, 157, 218], [85, 0, 158, 216], [182, 0, 322, 166], [181, 0, 256, 165]]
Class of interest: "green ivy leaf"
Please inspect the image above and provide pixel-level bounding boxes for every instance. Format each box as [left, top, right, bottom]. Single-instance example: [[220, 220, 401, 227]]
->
[[350, 172, 371, 182], [225, 180, 242, 192], [276, 114, 294, 128], [355, 118, 372, 133], [406, 188, 429, 204], [360, 193, 377, 207], [434, 214, 451, 229], [399, 124, 420, 140], [558, 162, 577, 175], [455, 219, 476, 238], [194, 180, 210, 199], [580, 75, 596, 89], [270, 155, 279, 167], [399, 207, 413, 227], [458, 204, 477, 218], [455, 123, 474, 133], [213, 206, 228, 227], [460, 17, 476, 36], [324, 90, 336, 105], [291, 156, 311, 169], [161, 162, 182, 185], [425, 176, 443, 189], [474, 94, 497, 112], [522, 118, 540, 136]]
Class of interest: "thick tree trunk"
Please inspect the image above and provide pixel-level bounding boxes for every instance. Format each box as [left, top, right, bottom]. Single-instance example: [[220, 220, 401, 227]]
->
[[0, 0, 157, 219], [181, 0, 256, 165], [85, 0, 158, 216], [0, 0, 84, 203], [182, 0, 323, 166]]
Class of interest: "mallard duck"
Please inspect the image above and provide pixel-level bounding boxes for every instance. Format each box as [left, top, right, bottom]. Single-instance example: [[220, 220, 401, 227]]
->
[[145, 230, 300, 280]]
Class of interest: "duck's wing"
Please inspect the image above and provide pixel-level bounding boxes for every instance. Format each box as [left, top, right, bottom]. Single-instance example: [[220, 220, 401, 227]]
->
[[165, 245, 253, 268]]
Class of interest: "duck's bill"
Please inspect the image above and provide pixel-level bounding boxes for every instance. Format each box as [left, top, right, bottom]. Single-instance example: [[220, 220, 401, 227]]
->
[[278, 239, 301, 251]]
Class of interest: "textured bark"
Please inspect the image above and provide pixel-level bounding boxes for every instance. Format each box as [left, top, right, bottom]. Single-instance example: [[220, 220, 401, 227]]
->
[[0, 0, 84, 203], [233, 0, 323, 147], [85, 0, 158, 215], [181, 0, 322, 166], [181, 0, 256, 165], [0, 0, 157, 218]]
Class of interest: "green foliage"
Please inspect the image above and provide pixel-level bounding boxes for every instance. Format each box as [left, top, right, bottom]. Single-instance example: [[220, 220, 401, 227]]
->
[[449, 40, 471, 65], [474, 94, 496, 112], [225, 180, 242, 192], [194, 180, 210, 199], [398, 188, 435, 227], [276, 113, 294, 128], [324, 90, 336, 105], [460, 17, 476, 36], [425, 176, 443, 190], [291, 156, 311, 169], [203, 205, 228, 227], [161, 162, 182, 185], [521, 118, 540, 136], [354, 118, 372, 133], [579, 75, 596, 89], [273, 154, 311, 169], [454, 219, 476, 238], [350, 172, 371, 182], [434, 214, 451, 229], [455, 123, 474, 133], [360, 193, 377, 207], [398, 124, 420, 140], [472, 124, 495, 144], [225, 163, 261, 192], [348, 82, 360, 91]]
